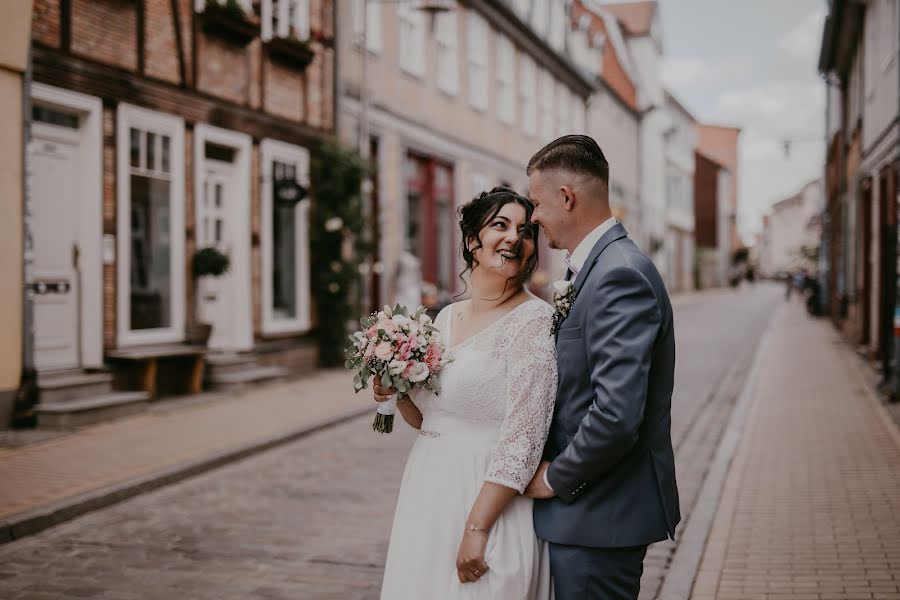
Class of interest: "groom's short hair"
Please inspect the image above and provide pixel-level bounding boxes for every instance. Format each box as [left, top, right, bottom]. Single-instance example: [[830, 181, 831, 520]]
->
[[526, 135, 609, 184]]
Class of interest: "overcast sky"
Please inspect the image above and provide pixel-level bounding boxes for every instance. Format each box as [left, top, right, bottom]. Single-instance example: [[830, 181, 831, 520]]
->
[[654, 0, 827, 243]]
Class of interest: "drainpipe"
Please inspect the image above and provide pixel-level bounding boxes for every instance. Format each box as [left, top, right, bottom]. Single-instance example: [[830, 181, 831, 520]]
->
[[891, 8, 900, 402], [15, 43, 38, 425]]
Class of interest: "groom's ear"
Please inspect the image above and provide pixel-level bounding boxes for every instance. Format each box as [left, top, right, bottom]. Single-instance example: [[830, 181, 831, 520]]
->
[[560, 185, 575, 212]]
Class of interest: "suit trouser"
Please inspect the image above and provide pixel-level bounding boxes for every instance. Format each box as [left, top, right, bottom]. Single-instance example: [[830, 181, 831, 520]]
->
[[548, 542, 648, 600]]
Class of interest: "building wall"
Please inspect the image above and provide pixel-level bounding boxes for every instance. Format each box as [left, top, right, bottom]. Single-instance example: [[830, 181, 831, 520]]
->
[[697, 124, 741, 249], [0, 0, 33, 425], [588, 89, 640, 243], [861, 0, 899, 156], [339, 2, 592, 307], [29, 0, 335, 365], [694, 151, 719, 249]]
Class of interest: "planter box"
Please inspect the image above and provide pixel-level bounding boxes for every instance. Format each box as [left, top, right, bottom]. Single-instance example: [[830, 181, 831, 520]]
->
[[200, 5, 259, 46], [264, 37, 315, 70]]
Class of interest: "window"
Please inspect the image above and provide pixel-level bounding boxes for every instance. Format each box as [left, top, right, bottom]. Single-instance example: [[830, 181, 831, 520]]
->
[[556, 83, 571, 136], [519, 53, 537, 137], [398, 5, 426, 77], [435, 11, 459, 95], [496, 35, 516, 124], [117, 105, 185, 345], [548, 1, 567, 51], [351, 0, 381, 53], [260, 140, 311, 334], [467, 11, 489, 111], [539, 70, 554, 141], [571, 94, 586, 133], [261, 0, 310, 42]]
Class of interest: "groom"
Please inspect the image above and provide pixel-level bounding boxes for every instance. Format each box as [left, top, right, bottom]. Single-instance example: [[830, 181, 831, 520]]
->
[[524, 135, 680, 599]]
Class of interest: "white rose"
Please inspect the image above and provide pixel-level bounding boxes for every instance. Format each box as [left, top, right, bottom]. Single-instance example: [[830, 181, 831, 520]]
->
[[553, 280, 573, 295], [389, 359, 408, 376], [407, 361, 430, 383], [374, 342, 394, 361], [391, 314, 410, 328]]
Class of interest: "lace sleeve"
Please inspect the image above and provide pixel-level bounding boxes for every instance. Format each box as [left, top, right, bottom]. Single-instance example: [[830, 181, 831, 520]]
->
[[485, 304, 558, 493]]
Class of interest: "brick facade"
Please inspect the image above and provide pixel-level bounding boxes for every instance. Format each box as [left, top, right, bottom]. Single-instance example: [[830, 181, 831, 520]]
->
[[71, 0, 138, 71], [32, 0, 61, 48], [33, 0, 335, 357]]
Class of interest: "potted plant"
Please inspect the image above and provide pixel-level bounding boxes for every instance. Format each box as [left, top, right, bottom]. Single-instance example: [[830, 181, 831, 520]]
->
[[201, 0, 260, 46], [265, 25, 315, 70], [187, 247, 231, 346]]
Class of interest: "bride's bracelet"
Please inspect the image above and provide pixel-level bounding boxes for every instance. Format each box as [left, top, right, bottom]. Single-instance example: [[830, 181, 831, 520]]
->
[[467, 522, 490, 535]]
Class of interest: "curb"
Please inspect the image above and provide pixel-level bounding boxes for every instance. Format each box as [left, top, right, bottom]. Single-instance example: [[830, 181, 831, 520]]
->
[[0, 405, 373, 546], [655, 303, 778, 599]]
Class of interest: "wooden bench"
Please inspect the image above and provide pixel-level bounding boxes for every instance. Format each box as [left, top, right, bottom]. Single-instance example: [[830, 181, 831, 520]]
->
[[106, 344, 207, 398]]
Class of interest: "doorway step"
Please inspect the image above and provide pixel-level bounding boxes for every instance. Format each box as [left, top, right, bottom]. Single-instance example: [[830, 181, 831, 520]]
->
[[34, 370, 150, 429], [204, 353, 289, 391]]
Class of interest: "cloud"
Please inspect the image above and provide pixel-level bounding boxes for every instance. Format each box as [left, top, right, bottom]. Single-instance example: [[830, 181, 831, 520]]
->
[[778, 6, 826, 66], [712, 81, 824, 139], [662, 57, 717, 88]]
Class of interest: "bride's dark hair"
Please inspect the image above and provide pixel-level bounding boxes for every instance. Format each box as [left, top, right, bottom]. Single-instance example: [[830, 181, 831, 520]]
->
[[457, 186, 539, 297]]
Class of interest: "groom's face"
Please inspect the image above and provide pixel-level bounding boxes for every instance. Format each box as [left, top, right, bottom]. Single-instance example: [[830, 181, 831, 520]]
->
[[527, 169, 567, 251]]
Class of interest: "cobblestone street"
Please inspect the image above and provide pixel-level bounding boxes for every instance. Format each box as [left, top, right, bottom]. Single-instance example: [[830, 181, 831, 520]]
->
[[0, 284, 808, 599]]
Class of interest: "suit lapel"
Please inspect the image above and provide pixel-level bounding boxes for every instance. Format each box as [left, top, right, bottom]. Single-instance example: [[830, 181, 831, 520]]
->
[[572, 222, 629, 295]]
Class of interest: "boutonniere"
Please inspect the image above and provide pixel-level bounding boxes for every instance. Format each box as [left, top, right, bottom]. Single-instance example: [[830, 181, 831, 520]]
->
[[550, 280, 576, 335]]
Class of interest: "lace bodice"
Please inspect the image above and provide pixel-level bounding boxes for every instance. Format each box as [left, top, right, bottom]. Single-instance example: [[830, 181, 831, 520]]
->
[[415, 299, 558, 493]]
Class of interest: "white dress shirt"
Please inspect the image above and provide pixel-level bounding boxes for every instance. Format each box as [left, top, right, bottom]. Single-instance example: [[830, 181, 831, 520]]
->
[[565, 216, 620, 275], [544, 216, 619, 493]]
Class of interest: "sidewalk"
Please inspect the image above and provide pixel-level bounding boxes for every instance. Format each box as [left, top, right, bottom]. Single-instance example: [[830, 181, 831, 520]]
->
[[691, 301, 900, 599], [0, 369, 369, 543]]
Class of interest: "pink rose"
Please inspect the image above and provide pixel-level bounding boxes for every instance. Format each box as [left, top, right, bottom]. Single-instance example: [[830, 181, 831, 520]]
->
[[425, 344, 442, 371], [367, 325, 378, 339], [397, 341, 413, 362], [374, 342, 394, 362]]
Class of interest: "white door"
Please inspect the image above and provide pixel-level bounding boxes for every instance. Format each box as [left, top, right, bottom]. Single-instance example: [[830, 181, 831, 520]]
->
[[31, 122, 82, 371], [198, 160, 237, 349]]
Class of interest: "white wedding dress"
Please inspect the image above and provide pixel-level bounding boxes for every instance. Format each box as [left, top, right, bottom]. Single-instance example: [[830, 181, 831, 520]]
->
[[380, 298, 558, 600]]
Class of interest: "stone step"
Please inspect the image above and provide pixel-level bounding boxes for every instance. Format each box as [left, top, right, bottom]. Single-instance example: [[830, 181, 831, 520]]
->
[[35, 391, 151, 430], [207, 365, 289, 391], [204, 353, 260, 377], [38, 370, 114, 404]]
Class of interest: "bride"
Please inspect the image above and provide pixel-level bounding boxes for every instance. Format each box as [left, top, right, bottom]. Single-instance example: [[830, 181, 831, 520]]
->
[[375, 187, 558, 599]]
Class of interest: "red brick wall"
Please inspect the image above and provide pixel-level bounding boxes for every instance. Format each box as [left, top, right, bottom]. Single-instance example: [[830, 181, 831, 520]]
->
[[264, 58, 306, 122], [197, 35, 253, 105], [71, 0, 138, 71], [571, 1, 638, 111], [694, 151, 719, 249], [144, 0, 180, 84], [32, 0, 61, 47]]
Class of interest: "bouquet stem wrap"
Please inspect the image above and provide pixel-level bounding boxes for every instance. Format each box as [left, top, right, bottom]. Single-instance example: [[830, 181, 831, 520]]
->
[[373, 395, 397, 434]]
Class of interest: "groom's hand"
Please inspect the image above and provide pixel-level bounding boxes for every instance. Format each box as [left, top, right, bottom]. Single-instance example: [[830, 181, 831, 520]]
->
[[524, 461, 556, 499], [373, 384, 397, 403]]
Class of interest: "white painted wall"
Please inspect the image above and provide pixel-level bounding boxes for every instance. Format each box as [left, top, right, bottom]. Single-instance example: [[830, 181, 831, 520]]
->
[[862, 0, 900, 155]]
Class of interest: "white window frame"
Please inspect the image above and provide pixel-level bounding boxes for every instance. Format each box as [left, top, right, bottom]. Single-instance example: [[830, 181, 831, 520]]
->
[[116, 104, 186, 347], [261, 0, 310, 42], [260, 139, 312, 335], [435, 10, 459, 95], [398, 5, 426, 77], [351, 0, 382, 53], [496, 34, 515, 124], [556, 83, 570, 136], [467, 10, 490, 112], [539, 69, 554, 141], [571, 93, 586, 133], [519, 53, 537, 137]]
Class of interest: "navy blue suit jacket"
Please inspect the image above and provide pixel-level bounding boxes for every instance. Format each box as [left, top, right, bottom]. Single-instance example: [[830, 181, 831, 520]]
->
[[534, 223, 681, 548]]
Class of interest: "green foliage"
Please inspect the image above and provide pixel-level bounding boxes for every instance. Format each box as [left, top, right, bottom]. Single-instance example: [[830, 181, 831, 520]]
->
[[192, 247, 230, 278], [732, 246, 750, 265], [309, 137, 373, 366]]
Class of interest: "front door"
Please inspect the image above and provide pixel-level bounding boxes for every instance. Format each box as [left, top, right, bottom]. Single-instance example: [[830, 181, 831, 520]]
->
[[197, 159, 237, 350], [31, 121, 82, 371]]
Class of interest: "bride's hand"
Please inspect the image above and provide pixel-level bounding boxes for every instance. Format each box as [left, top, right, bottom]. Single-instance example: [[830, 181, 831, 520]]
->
[[456, 529, 489, 583], [373, 383, 397, 403]]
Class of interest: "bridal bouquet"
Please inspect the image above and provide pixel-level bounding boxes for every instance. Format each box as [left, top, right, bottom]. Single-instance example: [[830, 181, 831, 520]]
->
[[345, 304, 449, 433]]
